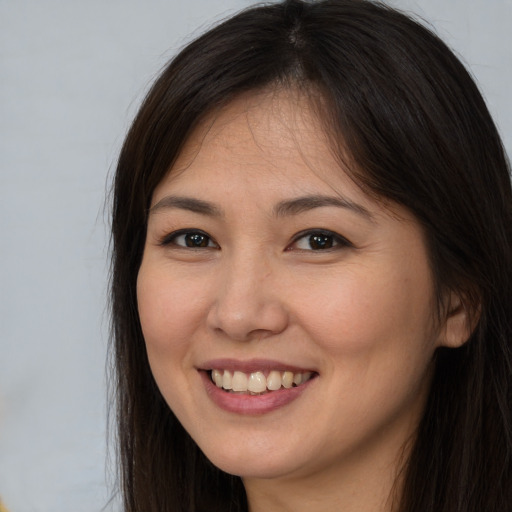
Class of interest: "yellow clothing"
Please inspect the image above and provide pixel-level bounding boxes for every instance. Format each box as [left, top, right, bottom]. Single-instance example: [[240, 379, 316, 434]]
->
[[0, 498, 9, 512]]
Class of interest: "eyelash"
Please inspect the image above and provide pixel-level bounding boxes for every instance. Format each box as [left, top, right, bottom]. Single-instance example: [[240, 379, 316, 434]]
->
[[159, 228, 353, 252], [288, 229, 353, 252], [159, 229, 219, 249]]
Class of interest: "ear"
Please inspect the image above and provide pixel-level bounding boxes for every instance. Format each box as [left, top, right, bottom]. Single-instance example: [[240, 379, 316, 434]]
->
[[437, 290, 479, 348]]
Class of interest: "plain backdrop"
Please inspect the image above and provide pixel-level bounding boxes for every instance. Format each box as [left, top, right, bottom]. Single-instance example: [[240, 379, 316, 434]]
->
[[0, 1, 510, 511]]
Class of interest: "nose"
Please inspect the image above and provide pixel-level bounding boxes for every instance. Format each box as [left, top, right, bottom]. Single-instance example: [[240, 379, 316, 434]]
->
[[206, 252, 289, 342]]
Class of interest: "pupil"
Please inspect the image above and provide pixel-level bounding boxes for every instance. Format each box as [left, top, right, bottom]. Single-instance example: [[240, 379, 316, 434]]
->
[[310, 234, 333, 250], [186, 233, 208, 247]]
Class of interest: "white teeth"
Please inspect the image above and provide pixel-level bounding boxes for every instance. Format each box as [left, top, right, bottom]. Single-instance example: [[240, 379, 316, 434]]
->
[[232, 371, 248, 392], [266, 370, 282, 391], [212, 369, 223, 387], [210, 369, 314, 393], [222, 370, 233, 390], [282, 371, 294, 389], [248, 371, 267, 393]]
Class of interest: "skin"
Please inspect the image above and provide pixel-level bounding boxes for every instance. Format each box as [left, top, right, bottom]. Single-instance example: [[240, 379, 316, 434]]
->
[[137, 90, 468, 512]]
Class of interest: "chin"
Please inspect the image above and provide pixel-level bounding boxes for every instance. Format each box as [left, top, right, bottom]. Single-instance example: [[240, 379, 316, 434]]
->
[[213, 457, 296, 480], [198, 436, 310, 480]]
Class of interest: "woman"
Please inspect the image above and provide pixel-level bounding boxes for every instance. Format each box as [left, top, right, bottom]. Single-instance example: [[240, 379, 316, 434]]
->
[[110, 1, 512, 510]]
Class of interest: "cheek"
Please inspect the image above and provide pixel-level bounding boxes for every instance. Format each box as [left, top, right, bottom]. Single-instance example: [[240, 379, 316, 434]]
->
[[293, 265, 437, 435], [136, 263, 207, 357], [292, 262, 436, 358], [136, 263, 208, 419]]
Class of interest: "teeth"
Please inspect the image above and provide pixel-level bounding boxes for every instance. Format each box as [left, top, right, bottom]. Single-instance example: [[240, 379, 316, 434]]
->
[[212, 369, 223, 387], [210, 369, 314, 393], [266, 370, 282, 391], [222, 370, 233, 390], [232, 371, 248, 392], [282, 371, 293, 389], [248, 371, 267, 393]]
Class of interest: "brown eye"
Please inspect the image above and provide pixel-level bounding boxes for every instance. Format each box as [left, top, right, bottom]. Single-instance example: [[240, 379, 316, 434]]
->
[[291, 230, 352, 251], [161, 230, 218, 249], [308, 234, 334, 250], [184, 233, 211, 247]]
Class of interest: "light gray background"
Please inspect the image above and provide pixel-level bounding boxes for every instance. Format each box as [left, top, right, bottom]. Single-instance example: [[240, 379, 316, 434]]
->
[[0, 1, 510, 511]]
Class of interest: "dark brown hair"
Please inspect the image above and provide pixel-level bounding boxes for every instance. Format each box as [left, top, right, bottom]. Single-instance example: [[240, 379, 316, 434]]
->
[[110, 1, 512, 510]]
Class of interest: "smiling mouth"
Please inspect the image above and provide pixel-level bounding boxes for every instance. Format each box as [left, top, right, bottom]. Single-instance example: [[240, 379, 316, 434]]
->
[[210, 369, 316, 395]]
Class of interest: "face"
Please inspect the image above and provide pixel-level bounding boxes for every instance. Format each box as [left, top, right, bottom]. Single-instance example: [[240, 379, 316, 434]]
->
[[137, 90, 447, 485]]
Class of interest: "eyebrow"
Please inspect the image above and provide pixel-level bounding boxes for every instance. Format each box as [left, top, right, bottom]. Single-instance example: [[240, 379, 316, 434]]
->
[[150, 195, 223, 216], [150, 193, 373, 220], [273, 195, 374, 220]]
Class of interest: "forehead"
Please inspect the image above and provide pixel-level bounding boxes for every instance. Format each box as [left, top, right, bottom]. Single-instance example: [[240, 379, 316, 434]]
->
[[149, 88, 421, 236], [188, 89, 327, 152], [155, 88, 362, 200]]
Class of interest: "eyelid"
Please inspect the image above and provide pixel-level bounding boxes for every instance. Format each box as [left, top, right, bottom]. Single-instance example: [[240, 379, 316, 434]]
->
[[288, 229, 353, 251], [159, 228, 219, 248], [157, 227, 351, 251]]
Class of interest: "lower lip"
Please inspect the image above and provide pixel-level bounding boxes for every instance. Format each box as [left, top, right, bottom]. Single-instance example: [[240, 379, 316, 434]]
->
[[200, 371, 315, 415]]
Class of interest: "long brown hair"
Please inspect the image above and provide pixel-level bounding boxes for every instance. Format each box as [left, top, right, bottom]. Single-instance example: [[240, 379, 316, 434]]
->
[[110, 1, 512, 510]]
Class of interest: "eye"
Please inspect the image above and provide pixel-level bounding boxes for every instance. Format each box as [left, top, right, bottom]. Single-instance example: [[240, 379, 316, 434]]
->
[[160, 229, 218, 249], [290, 230, 352, 251]]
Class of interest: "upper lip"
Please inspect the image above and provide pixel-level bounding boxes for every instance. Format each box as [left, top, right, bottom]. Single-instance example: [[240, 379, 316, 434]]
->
[[198, 358, 317, 374]]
